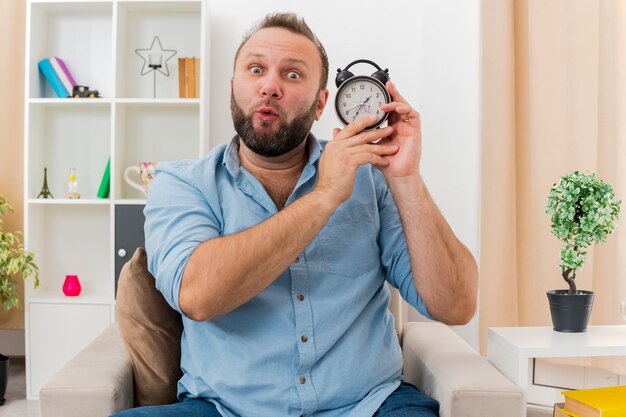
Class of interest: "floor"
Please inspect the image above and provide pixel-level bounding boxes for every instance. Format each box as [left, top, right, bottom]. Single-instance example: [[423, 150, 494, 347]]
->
[[0, 356, 551, 417], [0, 357, 40, 417], [527, 404, 552, 417]]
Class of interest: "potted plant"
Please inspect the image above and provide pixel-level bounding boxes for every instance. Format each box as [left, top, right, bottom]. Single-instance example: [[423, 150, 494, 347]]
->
[[545, 171, 621, 332], [0, 193, 39, 405]]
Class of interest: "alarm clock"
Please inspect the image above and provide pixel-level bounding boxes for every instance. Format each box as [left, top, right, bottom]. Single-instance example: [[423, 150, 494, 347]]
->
[[334, 59, 391, 131]]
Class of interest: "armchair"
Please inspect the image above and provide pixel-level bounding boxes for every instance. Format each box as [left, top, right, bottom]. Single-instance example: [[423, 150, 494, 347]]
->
[[39, 249, 524, 417]]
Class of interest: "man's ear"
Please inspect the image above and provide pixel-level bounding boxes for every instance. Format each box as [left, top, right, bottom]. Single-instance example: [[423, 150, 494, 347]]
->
[[315, 88, 329, 121]]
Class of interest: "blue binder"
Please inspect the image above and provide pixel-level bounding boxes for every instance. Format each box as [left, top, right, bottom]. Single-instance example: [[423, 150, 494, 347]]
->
[[38, 58, 69, 98]]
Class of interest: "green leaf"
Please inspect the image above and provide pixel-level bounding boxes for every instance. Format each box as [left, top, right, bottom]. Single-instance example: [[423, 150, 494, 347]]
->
[[0, 192, 40, 311], [547, 172, 622, 282]]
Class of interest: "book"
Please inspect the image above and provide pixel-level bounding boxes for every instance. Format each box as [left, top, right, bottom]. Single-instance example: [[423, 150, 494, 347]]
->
[[53, 56, 76, 92], [96, 157, 110, 199], [178, 58, 187, 98], [53, 56, 77, 85], [185, 57, 195, 98], [38, 58, 69, 98], [562, 385, 626, 417], [49, 57, 72, 95], [554, 403, 577, 417], [194, 57, 200, 98]]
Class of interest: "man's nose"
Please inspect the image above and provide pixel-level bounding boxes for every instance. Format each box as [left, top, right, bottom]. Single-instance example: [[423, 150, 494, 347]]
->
[[260, 72, 282, 99]]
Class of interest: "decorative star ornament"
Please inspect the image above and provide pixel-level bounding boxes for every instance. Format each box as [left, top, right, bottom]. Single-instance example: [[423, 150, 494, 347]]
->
[[135, 36, 177, 76]]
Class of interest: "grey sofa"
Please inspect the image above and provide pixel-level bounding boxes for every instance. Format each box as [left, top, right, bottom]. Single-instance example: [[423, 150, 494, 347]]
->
[[39, 320, 525, 417]]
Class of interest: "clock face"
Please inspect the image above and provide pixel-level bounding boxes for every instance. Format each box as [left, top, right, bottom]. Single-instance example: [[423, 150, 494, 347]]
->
[[335, 75, 391, 130]]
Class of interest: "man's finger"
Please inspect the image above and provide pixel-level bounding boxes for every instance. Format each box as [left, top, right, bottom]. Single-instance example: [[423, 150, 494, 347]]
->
[[379, 102, 419, 119], [333, 128, 341, 139], [351, 143, 398, 156], [335, 114, 379, 140], [353, 152, 390, 168], [386, 80, 408, 104], [379, 102, 421, 127], [346, 125, 394, 146]]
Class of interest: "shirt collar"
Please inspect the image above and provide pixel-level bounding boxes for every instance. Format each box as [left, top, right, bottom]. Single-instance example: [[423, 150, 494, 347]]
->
[[222, 134, 323, 179]]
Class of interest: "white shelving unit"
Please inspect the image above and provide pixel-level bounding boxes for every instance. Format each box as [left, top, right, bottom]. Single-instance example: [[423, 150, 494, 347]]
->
[[487, 326, 626, 409], [23, 0, 210, 399]]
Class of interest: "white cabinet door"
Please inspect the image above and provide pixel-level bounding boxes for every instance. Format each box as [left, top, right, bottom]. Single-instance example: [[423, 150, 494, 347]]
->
[[28, 303, 111, 398]]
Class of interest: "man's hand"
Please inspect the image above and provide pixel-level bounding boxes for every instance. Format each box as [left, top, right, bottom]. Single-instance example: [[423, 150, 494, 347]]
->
[[316, 114, 397, 206], [378, 81, 423, 180]]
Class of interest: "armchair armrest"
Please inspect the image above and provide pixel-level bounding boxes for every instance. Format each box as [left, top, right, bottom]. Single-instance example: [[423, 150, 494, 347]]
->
[[402, 321, 524, 417], [40, 323, 134, 417]]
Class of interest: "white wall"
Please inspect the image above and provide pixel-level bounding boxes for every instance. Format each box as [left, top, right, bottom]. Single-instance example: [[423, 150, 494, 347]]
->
[[206, 0, 481, 349]]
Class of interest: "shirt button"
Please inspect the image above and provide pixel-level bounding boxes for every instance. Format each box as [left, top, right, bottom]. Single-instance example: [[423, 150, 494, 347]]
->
[[301, 335, 308, 343], [294, 256, 300, 263], [297, 294, 304, 301], [299, 376, 306, 384]]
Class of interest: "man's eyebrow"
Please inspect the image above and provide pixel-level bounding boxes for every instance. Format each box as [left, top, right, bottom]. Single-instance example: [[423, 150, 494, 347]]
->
[[283, 58, 309, 67], [242, 53, 309, 68], [243, 53, 266, 61]]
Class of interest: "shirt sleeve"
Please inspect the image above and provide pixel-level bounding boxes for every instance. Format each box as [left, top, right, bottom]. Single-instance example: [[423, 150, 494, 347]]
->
[[374, 169, 432, 320], [143, 161, 221, 314]]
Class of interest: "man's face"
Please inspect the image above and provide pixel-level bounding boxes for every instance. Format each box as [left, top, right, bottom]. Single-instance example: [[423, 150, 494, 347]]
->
[[231, 27, 328, 157]]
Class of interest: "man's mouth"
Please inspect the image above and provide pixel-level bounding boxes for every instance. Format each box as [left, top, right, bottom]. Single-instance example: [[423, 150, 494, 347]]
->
[[255, 106, 279, 121], [257, 107, 278, 116]]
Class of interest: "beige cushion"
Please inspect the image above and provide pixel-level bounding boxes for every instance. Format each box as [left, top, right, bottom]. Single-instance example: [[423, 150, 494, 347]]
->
[[116, 247, 183, 406]]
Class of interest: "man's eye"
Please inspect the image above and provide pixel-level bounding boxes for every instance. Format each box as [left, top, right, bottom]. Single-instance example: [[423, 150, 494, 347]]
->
[[287, 71, 300, 79], [250, 66, 262, 74]]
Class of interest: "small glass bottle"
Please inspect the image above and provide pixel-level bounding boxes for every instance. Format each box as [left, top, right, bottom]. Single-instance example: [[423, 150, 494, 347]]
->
[[66, 167, 80, 199]]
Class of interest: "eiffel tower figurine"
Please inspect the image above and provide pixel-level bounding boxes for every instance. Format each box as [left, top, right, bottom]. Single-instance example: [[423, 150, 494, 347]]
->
[[37, 167, 54, 199]]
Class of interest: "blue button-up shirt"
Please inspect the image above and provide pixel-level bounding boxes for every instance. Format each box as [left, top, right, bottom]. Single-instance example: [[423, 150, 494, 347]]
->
[[144, 135, 431, 417]]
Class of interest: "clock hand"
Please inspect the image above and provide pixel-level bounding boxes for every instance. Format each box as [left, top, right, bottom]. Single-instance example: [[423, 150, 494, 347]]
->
[[352, 103, 364, 122], [346, 95, 374, 114], [346, 103, 363, 113], [351, 95, 376, 121]]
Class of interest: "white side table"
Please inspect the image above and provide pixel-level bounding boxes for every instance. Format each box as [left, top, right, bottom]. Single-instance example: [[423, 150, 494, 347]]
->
[[487, 326, 626, 408]]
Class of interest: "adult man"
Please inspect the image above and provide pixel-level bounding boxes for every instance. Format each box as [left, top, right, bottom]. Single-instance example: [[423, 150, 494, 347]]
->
[[117, 12, 478, 417]]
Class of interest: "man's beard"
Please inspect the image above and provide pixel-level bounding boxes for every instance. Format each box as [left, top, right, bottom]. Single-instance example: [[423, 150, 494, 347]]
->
[[231, 93, 318, 157]]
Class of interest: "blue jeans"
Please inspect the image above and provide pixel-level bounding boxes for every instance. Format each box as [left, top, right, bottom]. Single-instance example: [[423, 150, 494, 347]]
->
[[110, 382, 439, 417], [373, 382, 439, 417]]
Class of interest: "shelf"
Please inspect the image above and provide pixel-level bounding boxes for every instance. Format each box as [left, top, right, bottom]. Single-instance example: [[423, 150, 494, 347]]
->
[[115, 98, 200, 106], [26, 204, 112, 296], [29, 2, 113, 13], [24, 0, 209, 401], [27, 104, 111, 199], [116, 1, 201, 98], [28, 198, 110, 205], [27, 290, 112, 305], [115, 198, 146, 205], [29, 98, 112, 106], [28, 1, 114, 99], [116, 1, 202, 13], [114, 104, 199, 199]]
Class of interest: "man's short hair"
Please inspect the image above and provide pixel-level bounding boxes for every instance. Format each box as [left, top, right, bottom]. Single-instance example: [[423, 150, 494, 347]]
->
[[234, 12, 329, 91]]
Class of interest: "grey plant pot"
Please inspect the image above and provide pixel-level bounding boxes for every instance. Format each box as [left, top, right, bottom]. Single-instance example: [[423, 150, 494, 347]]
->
[[0, 354, 8, 406], [547, 289, 595, 332]]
